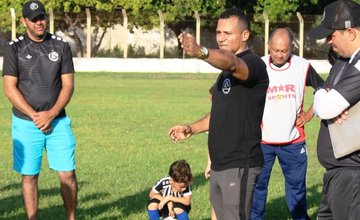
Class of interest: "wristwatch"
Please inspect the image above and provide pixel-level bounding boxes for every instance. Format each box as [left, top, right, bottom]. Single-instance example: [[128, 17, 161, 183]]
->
[[197, 46, 209, 59]]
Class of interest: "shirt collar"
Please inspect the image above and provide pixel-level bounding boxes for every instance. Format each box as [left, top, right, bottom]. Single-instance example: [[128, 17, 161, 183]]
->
[[349, 48, 360, 63]]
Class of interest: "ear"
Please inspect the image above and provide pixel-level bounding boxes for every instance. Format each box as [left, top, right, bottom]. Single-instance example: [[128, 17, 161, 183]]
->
[[242, 29, 250, 42], [21, 18, 27, 28], [346, 28, 357, 41]]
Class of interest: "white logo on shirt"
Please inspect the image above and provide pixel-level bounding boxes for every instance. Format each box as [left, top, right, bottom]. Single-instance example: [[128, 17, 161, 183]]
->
[[26, 55, 32, 60], [48, 51, 59, 62], [222, 78, 231, 94]]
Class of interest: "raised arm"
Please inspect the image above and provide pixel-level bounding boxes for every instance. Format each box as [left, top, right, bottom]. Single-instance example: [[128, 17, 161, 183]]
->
[[179, 33, 249, 81]]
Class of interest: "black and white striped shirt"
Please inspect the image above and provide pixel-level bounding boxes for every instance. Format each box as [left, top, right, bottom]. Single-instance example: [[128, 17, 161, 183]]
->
[[151, 176, 192, 197]]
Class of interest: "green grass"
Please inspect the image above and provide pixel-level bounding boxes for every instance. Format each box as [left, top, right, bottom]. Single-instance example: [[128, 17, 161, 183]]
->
[[0, 72, 325, 219]]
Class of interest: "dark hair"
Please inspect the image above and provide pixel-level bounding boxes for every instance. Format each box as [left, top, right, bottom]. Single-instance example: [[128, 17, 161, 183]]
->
[[269, 27, 294, 45], [168, 160, 192, 184], [219, 8, 249, 31]]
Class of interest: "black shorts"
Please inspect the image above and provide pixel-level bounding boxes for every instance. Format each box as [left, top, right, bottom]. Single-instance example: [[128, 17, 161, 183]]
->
[[147, 198, 191, 217]]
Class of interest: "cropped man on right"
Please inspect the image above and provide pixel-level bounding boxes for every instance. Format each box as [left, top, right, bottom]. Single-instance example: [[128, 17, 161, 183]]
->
[[309, 0, 360, 219]]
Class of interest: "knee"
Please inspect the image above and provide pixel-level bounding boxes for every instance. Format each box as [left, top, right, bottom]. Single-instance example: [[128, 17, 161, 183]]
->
[[22, 175, 38, 184], [147, 202, 159, 211], [58, 171, 77, 187], [174, 207, 185, 214], [58, 171, 77, 181]]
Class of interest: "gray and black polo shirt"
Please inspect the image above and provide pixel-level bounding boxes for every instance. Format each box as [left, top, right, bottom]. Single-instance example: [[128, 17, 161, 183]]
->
[[2, 33, 74, 121]]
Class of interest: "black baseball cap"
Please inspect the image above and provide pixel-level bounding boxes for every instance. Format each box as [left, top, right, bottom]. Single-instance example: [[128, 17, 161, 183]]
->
[[22, 1, 47, 20], [308, 0, 360, 39]]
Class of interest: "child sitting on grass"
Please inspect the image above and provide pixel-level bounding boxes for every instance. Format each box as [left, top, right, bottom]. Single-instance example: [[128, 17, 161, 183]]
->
[[147, 160, 193, 220]]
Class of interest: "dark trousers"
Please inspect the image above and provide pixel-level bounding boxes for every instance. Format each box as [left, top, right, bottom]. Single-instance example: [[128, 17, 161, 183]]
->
[[317, 167, 360, 220]]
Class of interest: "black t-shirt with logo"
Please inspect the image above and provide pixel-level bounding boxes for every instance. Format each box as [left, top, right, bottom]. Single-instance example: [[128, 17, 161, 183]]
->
[[209, 49, 269, 171], [2, 33, 75, 121]]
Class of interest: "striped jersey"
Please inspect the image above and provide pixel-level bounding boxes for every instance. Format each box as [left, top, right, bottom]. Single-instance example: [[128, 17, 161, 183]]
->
[[151, 176, 192, 197]]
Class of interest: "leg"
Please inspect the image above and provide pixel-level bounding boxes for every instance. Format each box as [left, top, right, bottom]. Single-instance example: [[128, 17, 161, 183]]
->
[[22, 175, 39, 220], [211, 207, 217, 220], [322, 168, 360, 220], [173, 203, 191, 220], [214, 167, 261, 220], [210, 170, 224, 220], [278, 142, 309, 220], [12, 115, 45, 220], [46, 117, 77, 220], [251, 144, 277, 220], [243, 167, 262, 219], [147, 199, 160, 220], [317, 172, 333, 220], [58, 171, 78, 220]]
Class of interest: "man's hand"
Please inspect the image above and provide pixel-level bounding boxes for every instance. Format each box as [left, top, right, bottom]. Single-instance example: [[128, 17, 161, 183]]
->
[[168, 125, 192, 143], [33, 110, 57, 133], [205, 163, 211, 179], [205, 154, 211, 179], [178, 33, 201, 58], [296, 111, 313, 127], [333, 110, 349, 124], [159, 196, 171, 210]]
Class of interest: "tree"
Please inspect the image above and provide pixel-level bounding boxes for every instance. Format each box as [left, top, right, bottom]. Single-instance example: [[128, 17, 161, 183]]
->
[[1, 0, 357, 57], [0, 0, 226, 57]]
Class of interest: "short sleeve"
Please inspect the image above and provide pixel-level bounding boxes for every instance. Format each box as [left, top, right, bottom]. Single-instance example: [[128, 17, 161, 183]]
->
[[2, 41, 19, 77], [61, 42, 75, 74]]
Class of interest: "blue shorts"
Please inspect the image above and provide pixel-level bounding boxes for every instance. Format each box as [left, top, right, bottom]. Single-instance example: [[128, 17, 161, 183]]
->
[[12, 115, 76, 175]]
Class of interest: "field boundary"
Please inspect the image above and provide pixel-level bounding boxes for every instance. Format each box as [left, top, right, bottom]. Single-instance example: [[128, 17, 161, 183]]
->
[[0, 57, 332, 74]]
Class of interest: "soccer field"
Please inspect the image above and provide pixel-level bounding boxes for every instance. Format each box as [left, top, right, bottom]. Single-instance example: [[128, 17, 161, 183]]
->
[[0, 72, 324, 219]]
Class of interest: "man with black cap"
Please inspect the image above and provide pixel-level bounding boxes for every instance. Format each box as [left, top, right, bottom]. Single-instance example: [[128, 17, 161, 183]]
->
[[2, 1, 77, 219], [308, 0, 360, 219]]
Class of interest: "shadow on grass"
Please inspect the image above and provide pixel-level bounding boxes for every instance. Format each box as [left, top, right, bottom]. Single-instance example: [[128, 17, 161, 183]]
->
[[77, 173, 209, 219], [0, 176, 322, 219], [264, 183, 322, 220], [0, 174, 208, 219], [0, 183, 65, 219], [0, 181, 89, 220]]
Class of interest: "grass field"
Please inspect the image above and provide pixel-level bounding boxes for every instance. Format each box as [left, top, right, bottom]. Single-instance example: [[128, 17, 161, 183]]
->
[[0, 72, 325, 219]]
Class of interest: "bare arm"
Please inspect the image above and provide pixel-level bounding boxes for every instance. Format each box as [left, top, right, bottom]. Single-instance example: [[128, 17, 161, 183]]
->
[[204, 48, 249, 80], [3, 75, 36, 119], [296, 104, 314, 127], [168, 113, 210, 143], [204, 151, 211, 179], [159, 195, 192, 209], [33, 73, 74, 132], [179, 33, 249, 81], [149, 190, 163, 201]]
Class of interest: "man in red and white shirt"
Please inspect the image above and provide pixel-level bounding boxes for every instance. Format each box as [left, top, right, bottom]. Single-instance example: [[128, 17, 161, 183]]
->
[[251, 28, 323, 220]]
